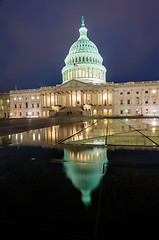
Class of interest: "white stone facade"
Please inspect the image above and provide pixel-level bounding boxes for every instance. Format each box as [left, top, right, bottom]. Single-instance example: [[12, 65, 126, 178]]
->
[[9, 79, 159, 118], [10, 89, 41, 118]]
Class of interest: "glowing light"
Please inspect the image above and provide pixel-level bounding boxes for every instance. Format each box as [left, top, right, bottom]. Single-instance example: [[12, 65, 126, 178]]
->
[[152, 127, 156, 133], [152, 90, 156, 94], [152, 121, 156, 126], [33, 133, 35, 141], [37, 96, 39, 99], [19, 97, 21, 100], [7, 100, 9, 103], [31, 97, 34, 99], [14, 98, 16, 100], [21, 134, 23, 141]]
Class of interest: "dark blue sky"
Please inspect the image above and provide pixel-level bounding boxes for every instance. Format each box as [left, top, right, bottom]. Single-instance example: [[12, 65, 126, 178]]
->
[[0, 0, 159, 92]]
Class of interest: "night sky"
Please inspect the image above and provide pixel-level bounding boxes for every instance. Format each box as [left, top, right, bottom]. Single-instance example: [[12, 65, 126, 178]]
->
[[0, 0, 159, 92]]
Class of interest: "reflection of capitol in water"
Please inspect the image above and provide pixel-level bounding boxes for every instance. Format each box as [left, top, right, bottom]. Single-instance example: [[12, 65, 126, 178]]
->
[[8, 122, 87, 147], [63, 147, 108, 206], [8, 120, 108, 147]]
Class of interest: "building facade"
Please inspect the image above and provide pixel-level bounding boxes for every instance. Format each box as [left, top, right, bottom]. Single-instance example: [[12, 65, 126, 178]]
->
[[0, 93, 10, 118], [2, 17, 159, 119]]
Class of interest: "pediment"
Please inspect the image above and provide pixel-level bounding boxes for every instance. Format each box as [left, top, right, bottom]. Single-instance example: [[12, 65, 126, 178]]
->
[[56, 79, 90, 90]]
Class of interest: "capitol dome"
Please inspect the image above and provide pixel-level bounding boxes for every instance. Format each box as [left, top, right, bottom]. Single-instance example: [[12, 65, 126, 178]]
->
[[62, 17, 107, 84]]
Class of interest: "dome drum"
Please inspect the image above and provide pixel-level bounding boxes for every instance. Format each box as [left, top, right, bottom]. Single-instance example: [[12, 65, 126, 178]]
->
[[62, 64, 106, 83]]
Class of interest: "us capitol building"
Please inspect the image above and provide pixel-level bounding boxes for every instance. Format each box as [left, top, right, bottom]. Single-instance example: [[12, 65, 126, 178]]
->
[[1, 17, 159, 118]]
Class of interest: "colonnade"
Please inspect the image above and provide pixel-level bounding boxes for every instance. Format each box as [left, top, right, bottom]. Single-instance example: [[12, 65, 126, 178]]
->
[[42, 89, 112, 108], [63, 67, 105, 82]]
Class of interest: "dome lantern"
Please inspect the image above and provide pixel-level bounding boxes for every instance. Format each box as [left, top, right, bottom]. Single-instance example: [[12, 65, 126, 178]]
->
[[79, 16, 88, 40]]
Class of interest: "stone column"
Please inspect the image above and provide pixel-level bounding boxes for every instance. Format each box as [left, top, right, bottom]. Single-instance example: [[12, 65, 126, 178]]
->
[[107, 90, 108, 106], [71, 91, 72, 106], [91, 90, 93, 105], [81, 91, 83, 105], [76, 90, 77, 106], [50, 93, 51, 107], [53, 93, 55, 105], [45, 93, 48, 107], [42, 94, 44, 107]]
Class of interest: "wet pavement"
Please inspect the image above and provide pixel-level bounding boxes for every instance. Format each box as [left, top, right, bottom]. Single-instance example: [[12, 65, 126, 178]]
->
[[0, 116, 88, 136]]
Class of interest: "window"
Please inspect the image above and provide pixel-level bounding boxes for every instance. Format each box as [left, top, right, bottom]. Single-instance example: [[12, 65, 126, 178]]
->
[[145, 100, 148, 104], [20, 112, 22, 116], [127, 109, 131, 114], [37, 112, 39, 116], [120, 92, 123, 95], [136, 97, 139, 104], [136, 91, 139, 94], [19, 104, 21, 108], [26, 102, 28, 108], [37, 103, 39, 108], [120, 100, 123, 105], [145, 90, 148, 94], [120, 110, 123, 114], [15, 104, 17, 108], [32, 104, 34, 108], [153, 100, 156, 104], [127, 92, 130, 94], [26, 112, 28, 116], [145, 109, 148, 114], [127, 99, 130, 104]]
